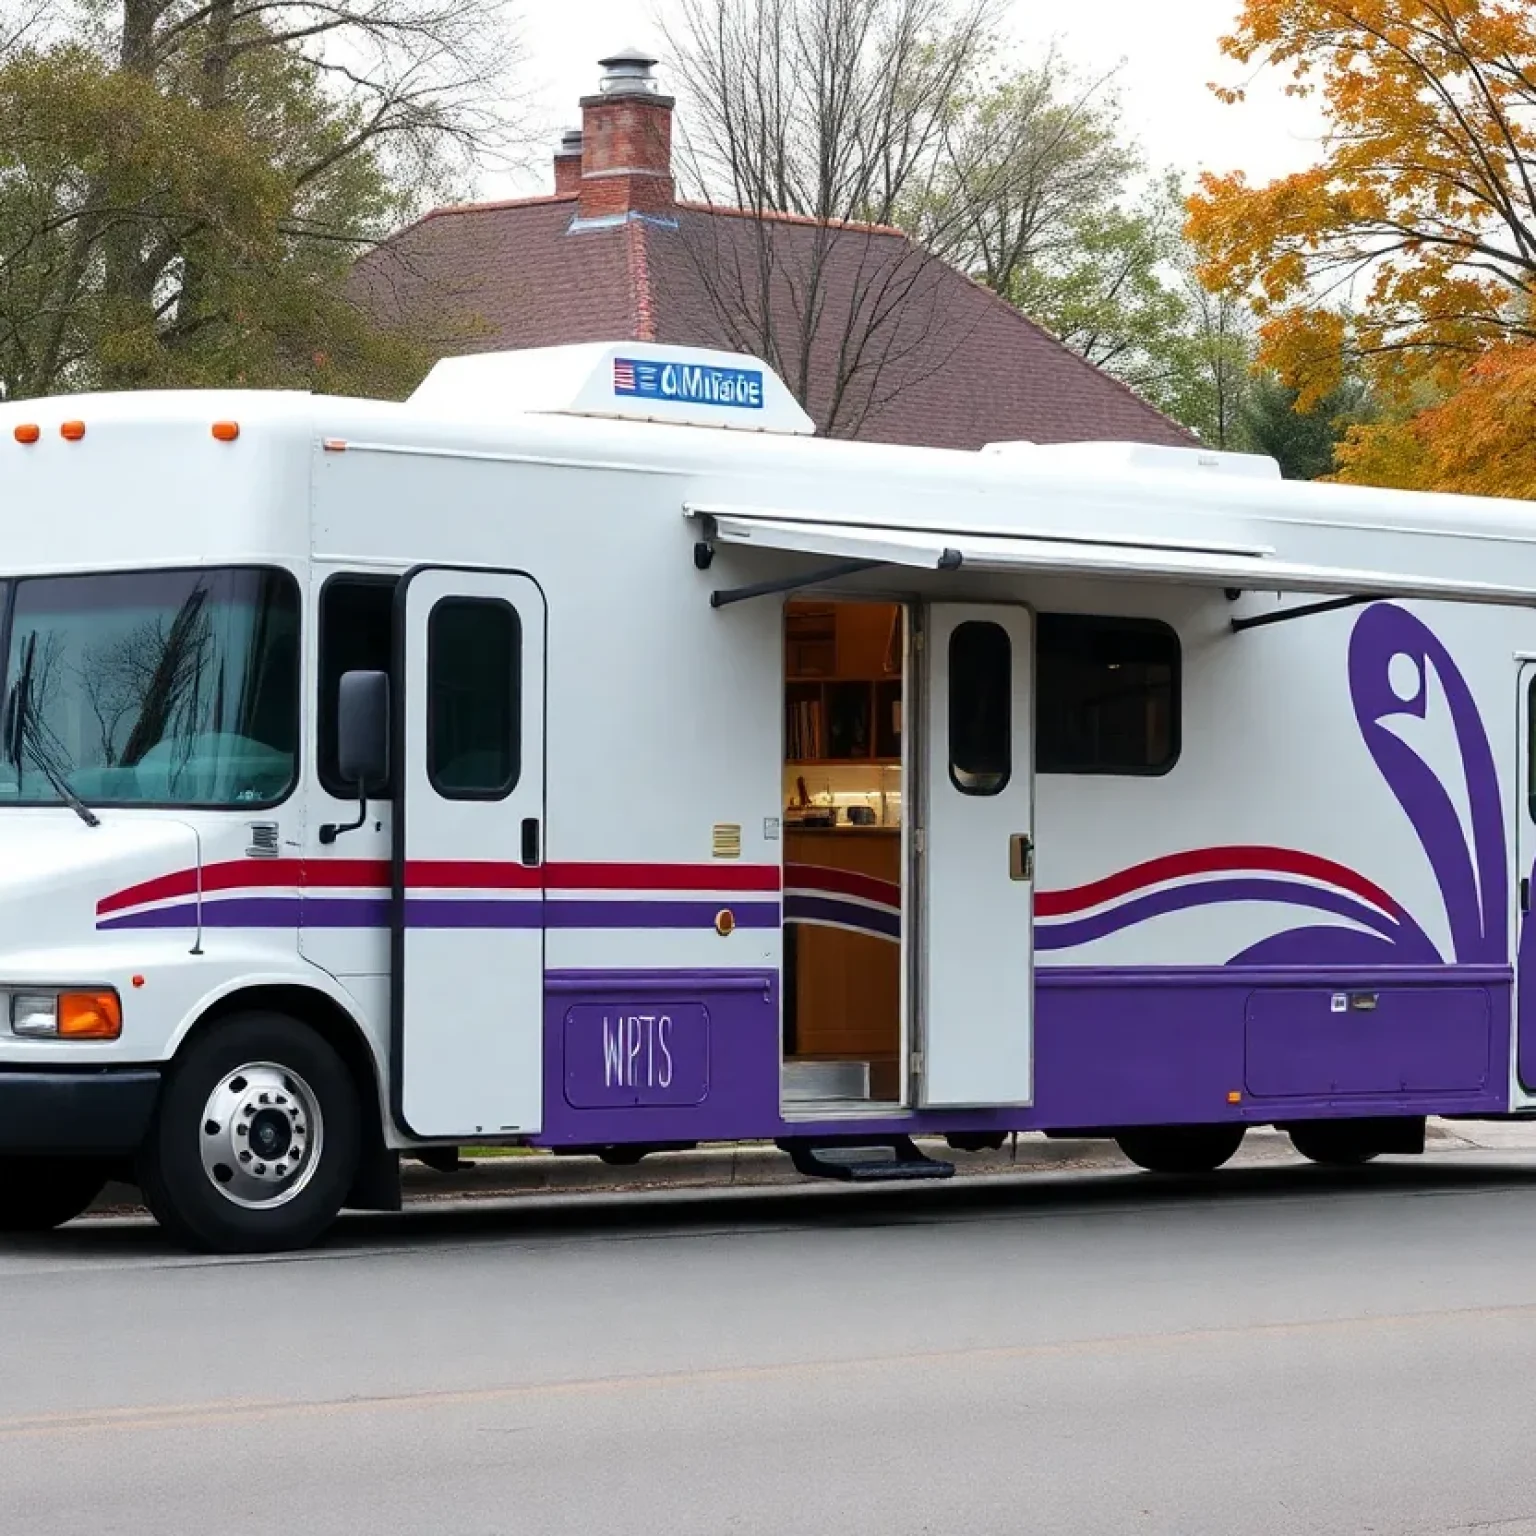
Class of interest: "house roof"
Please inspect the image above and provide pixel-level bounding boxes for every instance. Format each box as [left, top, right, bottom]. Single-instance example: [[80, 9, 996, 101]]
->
[[350, 193, 1195, 451]]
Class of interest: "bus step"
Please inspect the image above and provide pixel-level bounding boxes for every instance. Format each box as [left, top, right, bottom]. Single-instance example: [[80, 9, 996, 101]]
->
[[782, 1136, 955, 1183]]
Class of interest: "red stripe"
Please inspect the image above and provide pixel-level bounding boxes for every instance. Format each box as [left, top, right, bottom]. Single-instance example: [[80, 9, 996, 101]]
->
[[785, 862, 900, 908], [547, 862, 781, 893], [99, 858, 781, 913], [1033, 846, 1400, 920]]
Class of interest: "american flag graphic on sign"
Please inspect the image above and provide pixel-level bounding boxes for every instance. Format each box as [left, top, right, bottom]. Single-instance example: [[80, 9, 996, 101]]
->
[[613, 359, 637, 393]]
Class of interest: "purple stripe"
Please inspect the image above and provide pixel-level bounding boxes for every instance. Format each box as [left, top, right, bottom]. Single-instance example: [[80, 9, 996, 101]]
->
[[785, 894, 900, 940], [97, 902, 199, 931], [1036, 878, 1405, 952]]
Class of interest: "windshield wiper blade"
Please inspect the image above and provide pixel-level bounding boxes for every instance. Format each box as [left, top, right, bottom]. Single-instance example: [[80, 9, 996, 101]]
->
[[6, 643, 99, 828]]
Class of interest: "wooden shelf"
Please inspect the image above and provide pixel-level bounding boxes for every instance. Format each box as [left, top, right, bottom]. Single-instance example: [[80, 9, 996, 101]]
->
[[788, 757, 901, 768]]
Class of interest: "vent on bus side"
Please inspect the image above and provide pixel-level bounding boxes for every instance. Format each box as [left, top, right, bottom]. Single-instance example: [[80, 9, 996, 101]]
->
[[246, 822, 280, 858]]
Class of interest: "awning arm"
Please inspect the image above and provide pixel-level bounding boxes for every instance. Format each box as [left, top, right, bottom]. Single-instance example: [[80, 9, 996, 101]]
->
[[1230, 594, 1372, 634], [709, 557, 890, 608]]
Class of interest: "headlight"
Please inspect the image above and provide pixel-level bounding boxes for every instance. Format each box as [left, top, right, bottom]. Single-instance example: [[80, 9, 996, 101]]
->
[[11, 990, 121, 1040]]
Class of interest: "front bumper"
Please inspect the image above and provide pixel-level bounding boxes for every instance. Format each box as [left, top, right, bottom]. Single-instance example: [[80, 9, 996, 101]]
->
[[0, 1068, 161, 1156]]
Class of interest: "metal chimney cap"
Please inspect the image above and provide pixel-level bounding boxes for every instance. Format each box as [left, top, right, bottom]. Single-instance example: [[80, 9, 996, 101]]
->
[[597, 46, 660, 94], [557, 127, 583, 155]]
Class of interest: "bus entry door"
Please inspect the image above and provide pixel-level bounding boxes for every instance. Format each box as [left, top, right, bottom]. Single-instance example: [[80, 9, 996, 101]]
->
[[393, 566, 547, 1140], [917, 602, 1035, 1108]]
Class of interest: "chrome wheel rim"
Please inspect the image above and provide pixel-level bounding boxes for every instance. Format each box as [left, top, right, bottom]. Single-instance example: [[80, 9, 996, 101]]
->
[[198, 1062, 323, 1210]]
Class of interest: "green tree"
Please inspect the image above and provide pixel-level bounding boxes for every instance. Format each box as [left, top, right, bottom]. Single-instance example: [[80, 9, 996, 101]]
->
[[1239, 372, 1374, 481], [0, 0, 519, 400]]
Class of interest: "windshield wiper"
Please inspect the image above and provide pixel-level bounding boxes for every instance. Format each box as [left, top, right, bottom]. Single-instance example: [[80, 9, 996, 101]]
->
[[5, 638, 99, 828]]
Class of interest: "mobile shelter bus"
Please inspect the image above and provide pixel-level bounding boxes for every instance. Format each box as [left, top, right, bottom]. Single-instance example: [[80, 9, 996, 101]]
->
[[1, 340, 1533, 1253]]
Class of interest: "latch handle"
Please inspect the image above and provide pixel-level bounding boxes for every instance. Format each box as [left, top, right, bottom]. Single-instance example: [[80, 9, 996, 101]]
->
[[1009, 832, 1034, 882]]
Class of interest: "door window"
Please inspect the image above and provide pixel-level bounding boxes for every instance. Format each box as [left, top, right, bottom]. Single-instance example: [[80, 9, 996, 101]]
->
[[427, 597, 521, 798], [949, 620, 1012, 795]]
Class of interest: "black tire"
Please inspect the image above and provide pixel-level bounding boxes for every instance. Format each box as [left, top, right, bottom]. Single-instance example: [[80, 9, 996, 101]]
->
[[0, 1156, 108, 1232], [139, 1012, 360, 1254], [1115, 1124, 1246, 1175], [1288, 1123, 1381, 1167]]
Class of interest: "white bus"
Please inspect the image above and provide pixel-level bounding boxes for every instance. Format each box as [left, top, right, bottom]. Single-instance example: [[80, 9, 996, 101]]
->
[[0, 340, 1530, 1252]]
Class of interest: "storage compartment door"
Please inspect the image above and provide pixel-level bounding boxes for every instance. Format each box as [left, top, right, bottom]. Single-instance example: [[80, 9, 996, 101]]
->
[[394, 567, 546, 1139], [918, 603, 1035, 1107]]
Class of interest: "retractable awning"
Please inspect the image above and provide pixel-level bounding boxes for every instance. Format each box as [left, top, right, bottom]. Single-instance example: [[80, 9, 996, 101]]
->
[[687, 506, 1536, 612]]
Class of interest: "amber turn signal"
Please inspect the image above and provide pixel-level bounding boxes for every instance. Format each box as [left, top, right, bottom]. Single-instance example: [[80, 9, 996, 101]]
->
[[59, 420, 85, 441], [211, 421, 239, 442], [58, 991, 122, 1040], [715, 909, 736, 936], [13, 424, 39, 444]]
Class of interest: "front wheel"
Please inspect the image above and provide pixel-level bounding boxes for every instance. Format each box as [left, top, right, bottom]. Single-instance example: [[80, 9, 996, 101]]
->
[[0, 1156, 108, 1231], [1115, 1125, 1246, 1175], [139, 1012, 360, 1254]]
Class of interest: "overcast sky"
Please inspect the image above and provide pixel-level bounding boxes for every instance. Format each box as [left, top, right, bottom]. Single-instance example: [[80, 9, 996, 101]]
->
[[494, 0, 1325, 198]]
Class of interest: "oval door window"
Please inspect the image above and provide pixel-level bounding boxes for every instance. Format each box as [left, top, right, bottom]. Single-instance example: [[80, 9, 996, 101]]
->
[[949, 620, 1011, 795]]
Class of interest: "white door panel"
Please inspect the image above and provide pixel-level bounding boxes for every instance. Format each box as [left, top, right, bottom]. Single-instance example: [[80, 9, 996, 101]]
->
[[396, 567, 545, 1138], [920, 603, 1034, 1107]]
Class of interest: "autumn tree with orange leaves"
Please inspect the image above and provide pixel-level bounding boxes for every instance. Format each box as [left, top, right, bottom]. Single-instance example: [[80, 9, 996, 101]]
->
[[1186, 0, 1536, 495]]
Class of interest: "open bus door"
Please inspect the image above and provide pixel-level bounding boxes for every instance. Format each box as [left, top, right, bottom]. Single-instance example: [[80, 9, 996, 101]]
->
[[391, 566, 547, 1140], [916, 603, 1035, 1107]]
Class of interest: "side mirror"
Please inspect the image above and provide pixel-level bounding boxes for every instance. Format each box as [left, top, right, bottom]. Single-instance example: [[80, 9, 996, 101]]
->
[[321, 670, 389, 845], [337, 669, 389, 790]]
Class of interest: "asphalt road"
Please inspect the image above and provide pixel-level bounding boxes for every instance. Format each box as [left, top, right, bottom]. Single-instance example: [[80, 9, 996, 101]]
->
[[7, 1154, 1536, 1536]]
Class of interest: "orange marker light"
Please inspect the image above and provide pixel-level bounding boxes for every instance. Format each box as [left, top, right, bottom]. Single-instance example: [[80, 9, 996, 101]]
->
[[130, 974, 146, 989], [1227, 1091, 1242, 1104], [13, 424, 39, 444], [58, 990, 122, 1040], [211, 421, 239, 442], [60, 420, 85, 441]]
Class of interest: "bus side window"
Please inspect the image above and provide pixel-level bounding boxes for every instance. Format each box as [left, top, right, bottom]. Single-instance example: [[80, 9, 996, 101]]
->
[[318, 575, 397, 798]]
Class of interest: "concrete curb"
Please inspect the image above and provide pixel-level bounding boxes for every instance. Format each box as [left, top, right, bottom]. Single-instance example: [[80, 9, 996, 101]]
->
[[88, 1125, 1309, 1215], [87, 1117, 1514, 1218]]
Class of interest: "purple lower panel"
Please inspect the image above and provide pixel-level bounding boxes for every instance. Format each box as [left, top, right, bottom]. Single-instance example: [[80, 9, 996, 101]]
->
[[540, 970, 782, 1144], [1029, 966, 1512, 1127], [536, 964, 1514, 1147]]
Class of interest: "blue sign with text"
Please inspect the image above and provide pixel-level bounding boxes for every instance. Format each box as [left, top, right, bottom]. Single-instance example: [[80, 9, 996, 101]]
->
[[613, 357, 764, 410]]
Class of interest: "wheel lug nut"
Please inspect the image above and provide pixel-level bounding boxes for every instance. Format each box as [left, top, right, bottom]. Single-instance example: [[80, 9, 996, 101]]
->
[[236, 1125, 247, 1137], [254, 1163, 267, 1175], [242, 1104, 254, 1117], [275, 1164, 287, 1177], [258, 1093, 271, 1105], [239, 1151, 251, 1163]]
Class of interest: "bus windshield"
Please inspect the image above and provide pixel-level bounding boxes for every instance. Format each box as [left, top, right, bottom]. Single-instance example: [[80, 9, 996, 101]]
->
[[0, 567, 300, 809]]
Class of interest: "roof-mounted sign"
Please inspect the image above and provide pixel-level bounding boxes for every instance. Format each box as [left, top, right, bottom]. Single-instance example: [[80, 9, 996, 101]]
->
[[410, 341, 816, 435]]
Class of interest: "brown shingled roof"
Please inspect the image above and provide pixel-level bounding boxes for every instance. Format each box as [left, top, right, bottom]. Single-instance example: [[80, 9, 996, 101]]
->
[[350, 193, 1194, 451]]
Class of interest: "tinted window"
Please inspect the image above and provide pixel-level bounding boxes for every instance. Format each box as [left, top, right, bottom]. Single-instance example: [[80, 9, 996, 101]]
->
[[1037, 614, 1179, 775], [428, 598, 521, 798], [0, 567, 299, 807], [318, 576, 396, 797], [949, 620, 1011, 795]]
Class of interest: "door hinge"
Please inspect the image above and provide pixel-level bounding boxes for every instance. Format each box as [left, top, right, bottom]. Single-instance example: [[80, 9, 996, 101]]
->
[[909, 1050, 924, 1078], [914, 827, 926, 855]]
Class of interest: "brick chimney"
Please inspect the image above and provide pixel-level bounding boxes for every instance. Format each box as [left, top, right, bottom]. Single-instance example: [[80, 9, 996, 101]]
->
[[554, 127, 583, 196], [575, 47, 675, 221]]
